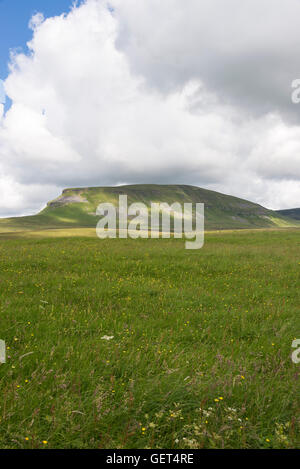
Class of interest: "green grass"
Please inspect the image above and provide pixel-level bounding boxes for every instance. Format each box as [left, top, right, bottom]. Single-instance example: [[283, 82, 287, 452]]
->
[[0, 229, 299, 449]]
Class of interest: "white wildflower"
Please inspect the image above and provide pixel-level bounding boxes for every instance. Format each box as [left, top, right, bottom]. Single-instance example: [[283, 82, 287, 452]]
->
[[101, 335, 114, 341]]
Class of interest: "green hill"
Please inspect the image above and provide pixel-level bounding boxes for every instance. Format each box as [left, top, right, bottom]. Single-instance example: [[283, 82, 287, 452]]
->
[[0, 184, 298, 234], [276, 208, 300, 221]]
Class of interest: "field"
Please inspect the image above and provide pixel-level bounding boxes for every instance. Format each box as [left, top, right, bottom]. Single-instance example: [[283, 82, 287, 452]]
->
[[0, 229, 299, 449]]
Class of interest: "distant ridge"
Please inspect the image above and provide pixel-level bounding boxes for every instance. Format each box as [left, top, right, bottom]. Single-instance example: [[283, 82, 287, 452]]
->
[[276, 208, 300, 221], [0, 184, 298, 234]]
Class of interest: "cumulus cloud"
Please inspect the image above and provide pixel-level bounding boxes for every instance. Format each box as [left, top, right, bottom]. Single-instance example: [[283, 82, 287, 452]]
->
[[0, 0, 300, 217], [0, 80, 4, 121], [0, 173, 58, 217], [0, 80, 5, 104], [112, 0, 300, 121]]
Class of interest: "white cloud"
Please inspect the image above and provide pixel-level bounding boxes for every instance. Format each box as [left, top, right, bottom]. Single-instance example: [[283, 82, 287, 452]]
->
[[0, 172, 59, 217], [112, 0, 300, 120], [0, 0, 300, 217], [0, 80, 5, 104], [29, 12, 45, 31]]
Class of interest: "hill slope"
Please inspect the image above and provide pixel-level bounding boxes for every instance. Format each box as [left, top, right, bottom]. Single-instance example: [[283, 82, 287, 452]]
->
[[276, 208, 300, 221], [0, 184, 298, 233]]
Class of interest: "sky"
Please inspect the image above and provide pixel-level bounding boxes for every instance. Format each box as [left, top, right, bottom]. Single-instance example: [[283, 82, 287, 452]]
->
[[0, 0, 75, 112], [0, 0, 74, 77], [0, 0, 300, 217]]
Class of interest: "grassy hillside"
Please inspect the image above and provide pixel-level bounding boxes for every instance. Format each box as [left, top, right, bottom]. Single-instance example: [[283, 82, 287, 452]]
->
[[0, 184, 298, 234], [277, 208, 300, 221], [0, 230, 299, 448]]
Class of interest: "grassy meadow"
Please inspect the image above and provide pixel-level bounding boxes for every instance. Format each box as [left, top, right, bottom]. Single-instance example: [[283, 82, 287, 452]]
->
[[0, 228, 299, 449]]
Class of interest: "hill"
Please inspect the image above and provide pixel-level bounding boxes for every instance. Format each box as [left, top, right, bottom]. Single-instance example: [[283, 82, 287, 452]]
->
[[0, 184, 298, 234], [276, 208, 300, 221]]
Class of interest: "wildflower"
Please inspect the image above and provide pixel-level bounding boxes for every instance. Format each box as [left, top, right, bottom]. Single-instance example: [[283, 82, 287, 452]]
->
[[42, 441, 48, 445], [101, 335, 114, 341]]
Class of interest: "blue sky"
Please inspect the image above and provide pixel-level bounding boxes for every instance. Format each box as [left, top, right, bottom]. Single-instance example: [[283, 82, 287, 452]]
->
[[0, 0, 77, 106]]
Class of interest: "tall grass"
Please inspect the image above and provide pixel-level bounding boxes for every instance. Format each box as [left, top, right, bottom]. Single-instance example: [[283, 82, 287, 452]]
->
[[0, 230, 299, 448]]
